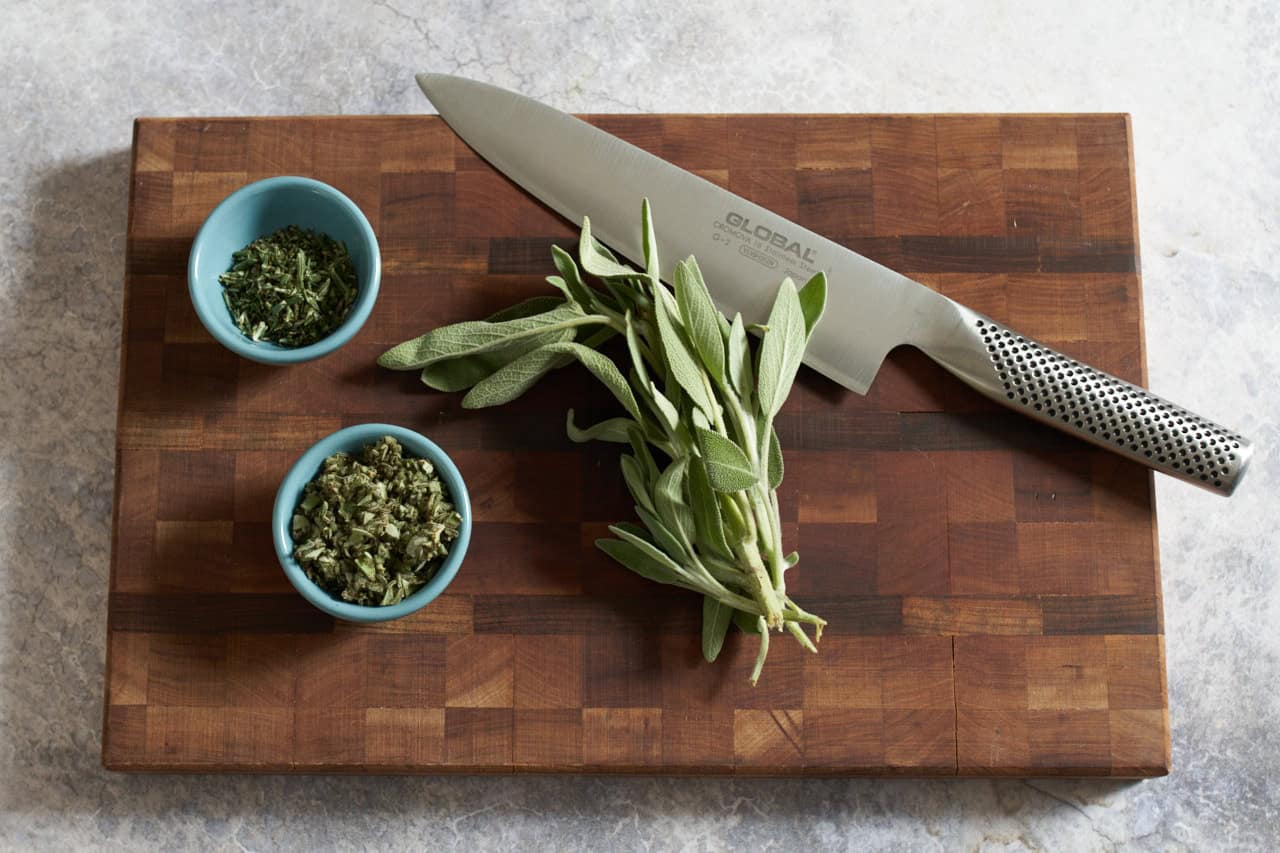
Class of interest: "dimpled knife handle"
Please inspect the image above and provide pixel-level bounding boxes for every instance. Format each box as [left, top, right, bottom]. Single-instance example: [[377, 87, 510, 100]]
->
[[918, 302, 1253, 496]]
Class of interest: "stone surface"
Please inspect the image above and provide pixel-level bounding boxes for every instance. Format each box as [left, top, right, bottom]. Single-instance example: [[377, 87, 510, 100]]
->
[[0, 0, 1276, 850]]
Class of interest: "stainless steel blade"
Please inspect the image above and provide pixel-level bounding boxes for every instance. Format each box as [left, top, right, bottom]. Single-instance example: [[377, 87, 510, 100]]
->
[[415, 73, 1253, 494], [418, 73, 947, 394]]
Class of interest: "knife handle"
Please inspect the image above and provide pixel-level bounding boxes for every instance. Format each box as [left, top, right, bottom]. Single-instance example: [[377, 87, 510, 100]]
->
[[915, 302, 1253, 495]]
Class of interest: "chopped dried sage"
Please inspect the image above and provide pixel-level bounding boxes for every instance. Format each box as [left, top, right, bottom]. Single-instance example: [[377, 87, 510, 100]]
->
[[219, 224, 357, 347], [291, 436, 462, 606]]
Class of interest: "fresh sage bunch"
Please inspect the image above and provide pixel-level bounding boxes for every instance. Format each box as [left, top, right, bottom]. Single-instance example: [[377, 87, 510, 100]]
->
[[378, 202, 827, 683]]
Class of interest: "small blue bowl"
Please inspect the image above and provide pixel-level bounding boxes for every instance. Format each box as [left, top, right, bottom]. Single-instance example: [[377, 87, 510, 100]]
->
[[188, 176, 381, 364], [272, 423, 471, 623]]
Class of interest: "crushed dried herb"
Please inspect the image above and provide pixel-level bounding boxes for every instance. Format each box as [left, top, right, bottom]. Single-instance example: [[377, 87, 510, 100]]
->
[[291, 435, 463, 606], [219, 224, 357, 347]]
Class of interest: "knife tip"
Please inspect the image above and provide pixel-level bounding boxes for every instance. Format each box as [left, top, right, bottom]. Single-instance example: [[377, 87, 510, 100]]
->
[[415, 72, 443, 98]]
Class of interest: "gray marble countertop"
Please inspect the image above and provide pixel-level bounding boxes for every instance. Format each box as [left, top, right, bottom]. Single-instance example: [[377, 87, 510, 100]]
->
[[2, 1, 1276, 849]]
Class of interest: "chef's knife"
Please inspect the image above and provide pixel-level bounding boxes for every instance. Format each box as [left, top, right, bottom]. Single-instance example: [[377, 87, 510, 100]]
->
[[417, 73, 1252, 495]]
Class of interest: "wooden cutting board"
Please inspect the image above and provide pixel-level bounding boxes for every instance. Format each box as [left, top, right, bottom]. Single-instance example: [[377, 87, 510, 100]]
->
[[103, 114, 1168, 776]]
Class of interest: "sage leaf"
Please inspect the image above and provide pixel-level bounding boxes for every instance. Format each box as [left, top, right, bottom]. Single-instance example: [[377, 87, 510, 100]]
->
[[551, 245, 601, 314], [624, 311, 653, 388], [674, 257, 725, 385], [378, 304, 591, 371], [636, 504, 687, 562], [654, 457, 695, 545], [627, 424, 660, 485], [545, 275, 572, 303], [797, 271, 828, 338], [565, 409, 633, 444], [691, 405, 710, 433], [641, 198, 660, 283], [688, 456, 732, 559], [620, 453, 656, 515], [701, 596, 733, 662], [727, 313, 753, 402], [596, 537, 681, 587], [654, 283, 715, 417], [458, 333, 574, 407], [613, 521, 652, 542], [605, 279, 647, 315], [696, 427, 758, 492], [419, 345, 536, 392], [767, 423, 784, 489], [579, 217, 637, 279], [607, 524, 689, 579], [648, 382, 680, 433], [755, 277, 807, 420], [420, 306, 608, 393], [749, 616, 770, 685], [733, 609, 761, 634], [542, 342, 642, 422], [485, 295, 567, 323]]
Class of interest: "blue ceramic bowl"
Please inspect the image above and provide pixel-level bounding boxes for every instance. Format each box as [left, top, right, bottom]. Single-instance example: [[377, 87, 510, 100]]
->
[[272, 423, 471, 622], [188, 176, 381, 364]]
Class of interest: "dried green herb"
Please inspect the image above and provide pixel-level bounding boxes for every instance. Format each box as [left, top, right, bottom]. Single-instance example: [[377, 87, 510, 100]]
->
[[291, 435, 462, 606], [220, 224, 357, 347], [378, 202, 828, 683]]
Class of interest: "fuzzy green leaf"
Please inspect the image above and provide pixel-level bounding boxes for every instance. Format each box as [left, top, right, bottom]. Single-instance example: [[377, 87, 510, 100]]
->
[[627, 424, 660, 485], [607, 524, 688, 581], [636, 504, 687, 562], [579, 217, 638, 279], [674, 257, 725, 385], [648, 382, 681, 433], [641, 199, 661, 283], [544, 275, 572, 302], [454, 315, 615, 404], [727, 313, 754, 402], [484, 295, 568, 323], [378, 304, 590, 371], [551, 245, 601, 314], [624, 310, 652, 389], [620, 453, 656, 516], [654, 458, 695, 545], [541, 342, 641, 422], [653, 282, 715, 417], [596, 537, 681, 587], [797, 271, 828, 338], [459, 333, 575, 407], [565, 409, 633, 444], [767, 423, 784, 489], [701, 596, 733, 662], [755, 278, 807, 420], [696, 427, 758, 492], [749, 616, 770, 685], [419, 308, 606, 393], [691, 405, 711, 433], [688, 456, 733, 559]]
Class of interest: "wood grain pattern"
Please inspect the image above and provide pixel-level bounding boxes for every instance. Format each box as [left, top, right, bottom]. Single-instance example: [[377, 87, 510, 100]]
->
[[103, 114, 1167, 776]]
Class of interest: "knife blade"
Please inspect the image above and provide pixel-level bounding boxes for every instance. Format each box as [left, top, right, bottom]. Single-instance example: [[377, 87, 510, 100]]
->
[[417, 73, 1252, 495]]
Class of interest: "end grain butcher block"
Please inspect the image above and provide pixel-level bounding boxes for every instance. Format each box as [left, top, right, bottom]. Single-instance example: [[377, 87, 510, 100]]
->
[[103, 113, 1167, 775]]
